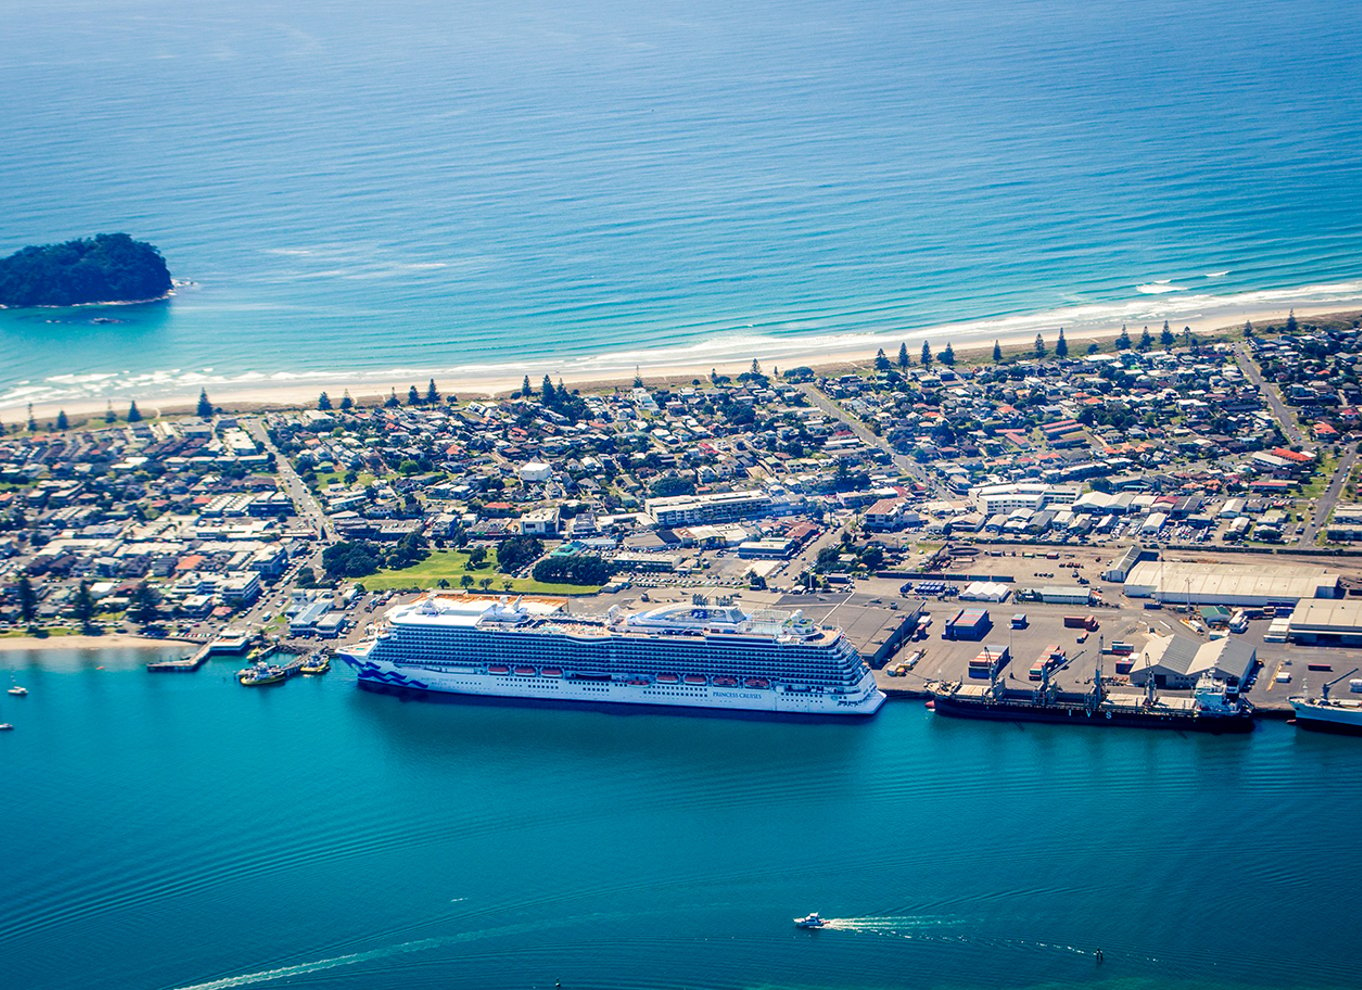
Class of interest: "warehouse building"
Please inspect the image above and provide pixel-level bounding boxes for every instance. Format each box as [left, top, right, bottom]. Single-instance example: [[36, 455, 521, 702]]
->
[[1101, 545, 1149, 583], [1287, 598, 1362, 646], [944, 607, 993, 641], [1122, 561, 1340, 607], [1129, 634, 1257, 690], [1034, 585, 1092, 606]]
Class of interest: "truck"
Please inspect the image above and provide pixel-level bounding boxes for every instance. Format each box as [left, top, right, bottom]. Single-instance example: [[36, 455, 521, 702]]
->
[[1063, 613, 1100, 631]]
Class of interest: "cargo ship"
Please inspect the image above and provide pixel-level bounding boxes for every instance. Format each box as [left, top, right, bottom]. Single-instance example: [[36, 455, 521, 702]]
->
[[338, 594, 885, 716], [930, 661, 1253, 733]]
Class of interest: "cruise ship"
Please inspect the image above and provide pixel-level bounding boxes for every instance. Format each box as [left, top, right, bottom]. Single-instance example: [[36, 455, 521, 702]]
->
[[337, 594, 886, 716]]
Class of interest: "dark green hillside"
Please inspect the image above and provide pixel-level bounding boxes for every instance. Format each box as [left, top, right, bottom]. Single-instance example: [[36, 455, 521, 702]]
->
[[0, 233, 172, 306]]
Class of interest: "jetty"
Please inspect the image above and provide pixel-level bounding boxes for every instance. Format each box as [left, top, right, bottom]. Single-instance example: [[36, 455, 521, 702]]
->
[[146, 642, 213, 672]]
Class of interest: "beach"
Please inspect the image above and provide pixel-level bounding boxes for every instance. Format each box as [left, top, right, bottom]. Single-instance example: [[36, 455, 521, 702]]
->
[[10, 302, 1357, 423]]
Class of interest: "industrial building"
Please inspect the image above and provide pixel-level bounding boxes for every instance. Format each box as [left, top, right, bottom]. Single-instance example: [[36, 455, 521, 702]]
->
[[776, 595, 924, 667], [944, 608, 992, 641], [1101, 545, 1149, 583], [1287, 598, 1362, 646], [1122, 561, 1340, 607], [1034, 585, 1091, 606], [1129, 634, 1258, 690]]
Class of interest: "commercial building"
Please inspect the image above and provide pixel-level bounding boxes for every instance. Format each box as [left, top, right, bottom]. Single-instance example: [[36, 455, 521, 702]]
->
[[645, 490, 774, 527], [1122, 561, 1340, 607], [1325, 505, 1362, 542], [1130, 634, 1258, 690], [1287, 598, 1362, 646], [969, 483, 1079, 516]]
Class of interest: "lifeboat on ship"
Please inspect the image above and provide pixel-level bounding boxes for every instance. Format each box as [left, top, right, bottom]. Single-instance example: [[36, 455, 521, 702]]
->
[[745, 678, 770, 689], [713, 676, 738, 687], [488, 665, 510, 675], [541, 667, 563, 677], [656, 673, 679, 683], [513, 666, 537, 676], [684, 675, 708, 685]]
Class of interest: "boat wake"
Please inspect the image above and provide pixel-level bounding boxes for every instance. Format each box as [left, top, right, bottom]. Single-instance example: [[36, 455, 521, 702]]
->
[[813, 916, 1133, 962], [165, 937, 457, 990]]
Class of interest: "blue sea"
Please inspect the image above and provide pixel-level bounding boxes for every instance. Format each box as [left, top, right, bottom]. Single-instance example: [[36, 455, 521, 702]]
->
[[3, 646, 1360, 990], [2, 0, 1362, 412]]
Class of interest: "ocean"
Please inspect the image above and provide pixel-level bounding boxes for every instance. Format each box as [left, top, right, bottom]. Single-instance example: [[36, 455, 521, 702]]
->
[[2, 0, 1362, 412], [2, 647, 1358, 990]]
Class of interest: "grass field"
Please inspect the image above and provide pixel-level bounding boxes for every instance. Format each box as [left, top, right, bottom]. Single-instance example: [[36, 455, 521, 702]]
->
[[364, 548, 602, 595]]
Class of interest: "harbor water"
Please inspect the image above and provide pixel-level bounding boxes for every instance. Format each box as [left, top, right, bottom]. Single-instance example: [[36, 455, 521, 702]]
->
[[2, 646, 1358, 989]]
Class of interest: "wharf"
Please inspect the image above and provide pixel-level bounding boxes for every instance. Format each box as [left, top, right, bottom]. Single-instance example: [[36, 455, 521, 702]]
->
[[146, 642, 213, 673]]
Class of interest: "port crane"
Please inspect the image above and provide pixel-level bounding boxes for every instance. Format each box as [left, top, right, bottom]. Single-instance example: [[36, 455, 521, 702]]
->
[[1316, 667, 1359, 702]]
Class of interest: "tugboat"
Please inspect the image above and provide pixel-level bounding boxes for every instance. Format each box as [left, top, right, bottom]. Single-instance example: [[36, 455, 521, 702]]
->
[[793, 912, 827, 929]]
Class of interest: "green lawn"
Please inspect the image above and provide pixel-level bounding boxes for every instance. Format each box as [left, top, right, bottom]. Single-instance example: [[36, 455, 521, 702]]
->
[[365, 548, 602, 595]]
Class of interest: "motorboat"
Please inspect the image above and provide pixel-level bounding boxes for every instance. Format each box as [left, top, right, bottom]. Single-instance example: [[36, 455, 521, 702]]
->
[[793, 912, 826, 929]]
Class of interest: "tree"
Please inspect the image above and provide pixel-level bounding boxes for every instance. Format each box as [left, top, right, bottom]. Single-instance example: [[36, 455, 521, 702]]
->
[[26, 403, 36, 432], [921, 341, 933, 368], [897, 342, 909, 368], [521, 375, 532, 397], [466, 545, 488, 569], [1162, 323, 1177, 348], [633, 366, 644, 388], [426, 378, 440, 404], [874, 348, 892, 371], [1242, 320, 1254, 340], [940, 342, 956, 366], [1138, 327, 1153, 351], [1055, 328, 1068, 358], [127, 400, 142, 423], [1115, 325, 1132, 350], [751, 358, 762, 377], [479, 577, 494, 591], [532, 554, 613, 586], [459, 574, 475, 590], [128, 581, 159, 624], [55, 410, 69, 430], [993, 339, 1003, 363], [339, 390, 354, 411], [498, 535, 544, 573], [0, 233, 172, 307], [541, 375, 555, 404], [317, 391, 332, 411], [15, 575, 36, 626], [72, 580, 96, 632], [406, 384, 420, 406], [196, 389, 213, 418], [384, 388, 400, 409], [1286, 309, 1298, 334], [104, 402, 115, 424], [1033, 333, 1047, 358]]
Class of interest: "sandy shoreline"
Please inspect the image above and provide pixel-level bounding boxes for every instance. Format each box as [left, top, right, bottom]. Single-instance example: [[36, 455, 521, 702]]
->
[[7, 302, 1358, 421], [0, 633, 189, 655]]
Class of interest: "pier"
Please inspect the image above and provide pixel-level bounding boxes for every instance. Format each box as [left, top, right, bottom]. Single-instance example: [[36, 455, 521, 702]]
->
[[145, 642, 213, 673]]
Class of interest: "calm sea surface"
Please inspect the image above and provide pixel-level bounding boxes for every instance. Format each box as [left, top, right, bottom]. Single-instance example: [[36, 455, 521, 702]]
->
[[2, 0, 1362, 410], [2, 647, 1358, 990]]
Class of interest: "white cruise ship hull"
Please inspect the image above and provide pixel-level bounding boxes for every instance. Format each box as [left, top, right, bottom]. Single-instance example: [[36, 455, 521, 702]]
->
[[1290, 698, 1362, 735], [340, 653, 885, 716]]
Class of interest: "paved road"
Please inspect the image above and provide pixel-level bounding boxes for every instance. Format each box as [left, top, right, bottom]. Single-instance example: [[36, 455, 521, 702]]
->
[[242, 416, 338, 542], [795, 383, 943, 496], [1302, 442, 1359, 545], [1235, 345, 1303, 444]]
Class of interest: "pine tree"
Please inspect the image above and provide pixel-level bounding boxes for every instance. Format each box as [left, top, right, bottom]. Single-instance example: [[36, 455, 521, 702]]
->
[[27, 403, 37, 432], [55, 410, 69, 430], [127, 400, 142, 423], [384, 388, 400, 409], [898, 342, 909, 368], [426, 378, 440, 404], [317, 392, 332, 411], [633, 366, 644, 388], [751, 358, 762, 377], [541, 375, 555, 405], [521, 375, 532, 397], [16, 575, 37, 626], [1138, 327, 1153, 351], [1286, 309, 1298, 334], [921, 341, 932, 368], [1055, 328, 1068, 358], [1242, 320, 1254, 340], [874, 348, 891, 371], [1162, 323, 1177, 347], [196, 389, 213, 418], [993, 340, 1003, 363], [940, 342, 956, 366], [339, 390, 354, 411], [1115, 324, 1132, 350], [1033, 333, 1047, 358], [72, 580, 95, 631], [406, 385, 420, 406], [104, 401, 115, 424]]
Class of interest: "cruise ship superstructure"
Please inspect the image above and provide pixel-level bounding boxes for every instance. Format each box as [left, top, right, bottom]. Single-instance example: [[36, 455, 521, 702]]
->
[[338, 594, 885, 716]]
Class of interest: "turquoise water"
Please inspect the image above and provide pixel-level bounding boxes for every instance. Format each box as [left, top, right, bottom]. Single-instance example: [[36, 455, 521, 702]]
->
[[3, 0, 1362, 411], [3, 647, 1358, 989]]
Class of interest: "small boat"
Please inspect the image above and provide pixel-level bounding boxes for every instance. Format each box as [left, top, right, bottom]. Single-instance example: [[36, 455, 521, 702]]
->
[[0, 723, 13, 732], [793, 912, 826, 929], [8, 686, 28, 697], [299, 652, 331, 675]]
